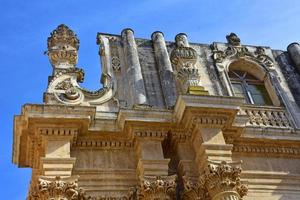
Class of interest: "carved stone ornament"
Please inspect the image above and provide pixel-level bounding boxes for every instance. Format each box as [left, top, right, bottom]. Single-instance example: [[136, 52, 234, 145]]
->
[[211, 33, 274, 68], [254, 47, 274, 68], [200, 161, 248, 200], [46, 24, 80, 67], [226, 33, 241, 46], [27, 176, 90, 200], [44, 25, 117, 106], [181, 176, 208, 200], [130, 176, 177, 200], [171, 33, 207, 94]]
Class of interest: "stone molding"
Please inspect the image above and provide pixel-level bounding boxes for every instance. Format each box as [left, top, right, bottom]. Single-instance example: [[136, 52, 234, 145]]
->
[[232, 144, 300, 157], [73, 140, 133, 149]]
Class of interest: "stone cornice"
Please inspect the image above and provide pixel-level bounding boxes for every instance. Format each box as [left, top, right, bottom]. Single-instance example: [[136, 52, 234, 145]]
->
[[232, 143, 300, 157], [13, 96, 300, 169]]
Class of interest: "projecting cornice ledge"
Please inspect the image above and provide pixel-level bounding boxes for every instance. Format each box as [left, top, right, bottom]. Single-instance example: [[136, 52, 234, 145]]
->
[[13, 95, 248, 167], [13, 104, 96, 166], [174, 95, 247, 130]]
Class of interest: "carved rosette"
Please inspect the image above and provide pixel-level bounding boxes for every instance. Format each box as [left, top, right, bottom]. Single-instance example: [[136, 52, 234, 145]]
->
[[27, 176, 89, 200], [200, 161, 248, 200], [47, 24, 79, 68], [135, 176, 177, 200], [170, 34, 207, 95]]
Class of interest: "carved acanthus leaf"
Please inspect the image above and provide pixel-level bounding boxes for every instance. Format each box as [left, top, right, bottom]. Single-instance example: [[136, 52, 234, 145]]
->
[[135, 176, 177, 200], [181, 176, 208, 200], [27, 176, 90, 200], [200, 161, 248, 200]]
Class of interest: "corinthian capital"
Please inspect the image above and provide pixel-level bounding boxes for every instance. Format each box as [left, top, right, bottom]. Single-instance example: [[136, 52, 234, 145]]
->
[[136, 175, 177, 200], [200, 161, 248, 200], [27, 176, 89, 200]]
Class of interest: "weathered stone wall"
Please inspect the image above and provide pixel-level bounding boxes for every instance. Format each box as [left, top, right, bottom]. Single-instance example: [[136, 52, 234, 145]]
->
[[13, 25, 300, 200]]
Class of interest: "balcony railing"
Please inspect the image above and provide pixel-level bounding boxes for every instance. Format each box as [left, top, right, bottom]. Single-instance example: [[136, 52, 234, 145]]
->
[[241, 105, 291, 128]]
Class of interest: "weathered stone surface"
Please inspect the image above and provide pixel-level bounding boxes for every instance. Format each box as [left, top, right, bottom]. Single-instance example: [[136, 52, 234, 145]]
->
[[12, 26, 300, 200]]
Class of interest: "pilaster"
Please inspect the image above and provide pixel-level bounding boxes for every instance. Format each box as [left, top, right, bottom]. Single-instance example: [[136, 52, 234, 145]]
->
[[121, 28, 148, 106], [152, 31, 177, 108], [39, 128, 77, 178]]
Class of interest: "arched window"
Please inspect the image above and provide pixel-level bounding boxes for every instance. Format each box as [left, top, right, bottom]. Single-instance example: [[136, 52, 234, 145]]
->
[[229, 69, 272, 105]]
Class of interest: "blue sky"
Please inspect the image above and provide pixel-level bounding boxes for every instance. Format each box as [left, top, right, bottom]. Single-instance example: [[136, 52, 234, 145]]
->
[[1, 0, 300, 198]]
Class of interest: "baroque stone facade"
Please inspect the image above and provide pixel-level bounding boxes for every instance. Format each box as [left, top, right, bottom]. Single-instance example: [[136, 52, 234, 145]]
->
[[13, 25, 300, 200]]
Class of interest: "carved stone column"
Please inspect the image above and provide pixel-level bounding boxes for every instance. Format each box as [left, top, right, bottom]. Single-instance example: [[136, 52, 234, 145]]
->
[[151, 31, 177, 108], [121, 28, 148, 106]]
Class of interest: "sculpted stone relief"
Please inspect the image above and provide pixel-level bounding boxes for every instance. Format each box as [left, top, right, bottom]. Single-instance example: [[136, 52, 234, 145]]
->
[[45, 24, 117, 106], [211, 33, 274, 68], [28, 177, 89, 200], [126, 176, 177, 200], [170, 34, 208, 95], [181, 161, 248, 200]]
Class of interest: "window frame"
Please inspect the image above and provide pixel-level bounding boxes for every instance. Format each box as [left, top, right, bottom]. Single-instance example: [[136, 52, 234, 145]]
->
[[228, 69, 273, 106]]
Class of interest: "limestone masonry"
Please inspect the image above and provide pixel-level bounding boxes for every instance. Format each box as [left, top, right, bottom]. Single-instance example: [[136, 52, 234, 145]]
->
[[13, 24, 300, 200]]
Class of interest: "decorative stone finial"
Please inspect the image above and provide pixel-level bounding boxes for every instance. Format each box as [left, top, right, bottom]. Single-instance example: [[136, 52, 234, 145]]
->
[[46, 24, 79, 68], [226, 33, 241, 46], [170, 33, 208, 95]]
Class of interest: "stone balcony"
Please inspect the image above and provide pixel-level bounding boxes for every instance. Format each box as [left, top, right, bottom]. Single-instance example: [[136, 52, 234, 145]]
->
[[241, 105, 291, 129]]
